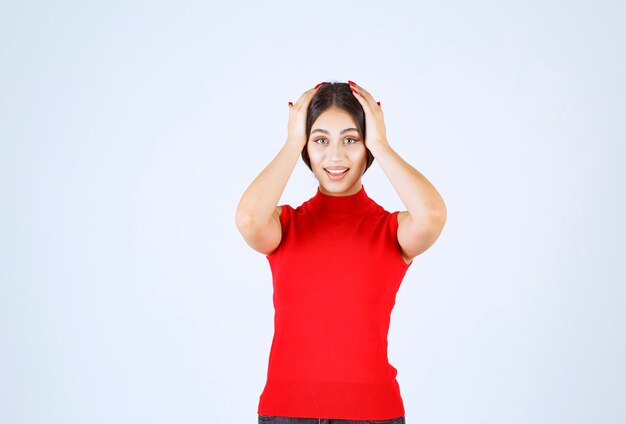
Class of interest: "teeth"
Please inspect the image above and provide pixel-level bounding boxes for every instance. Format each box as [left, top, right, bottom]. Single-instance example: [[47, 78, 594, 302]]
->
[[326, 169, 347, 174]]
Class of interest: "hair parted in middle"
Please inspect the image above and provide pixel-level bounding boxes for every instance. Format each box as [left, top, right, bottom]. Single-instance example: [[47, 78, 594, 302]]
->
[[302, 81, 375, 174]]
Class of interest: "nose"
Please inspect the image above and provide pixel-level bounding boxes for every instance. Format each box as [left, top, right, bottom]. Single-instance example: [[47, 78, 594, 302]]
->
[[327, 141, 345, 161]]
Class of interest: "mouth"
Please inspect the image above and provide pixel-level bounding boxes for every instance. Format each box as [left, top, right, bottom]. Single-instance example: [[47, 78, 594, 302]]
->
[[324, 167, 349, 180]]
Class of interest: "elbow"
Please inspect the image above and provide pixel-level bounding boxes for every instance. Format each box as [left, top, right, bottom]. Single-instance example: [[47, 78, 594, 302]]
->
[[428, 205, 447, 232], [435, 206, 447, 225], [236, 208, 271, 236], [235, 209, 255, 234], [432, 197, 447, 225]]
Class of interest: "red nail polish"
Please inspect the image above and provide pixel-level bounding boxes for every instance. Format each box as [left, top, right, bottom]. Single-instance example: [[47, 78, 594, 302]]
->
[[351, 87, 358, 94], [314, 82, 326, 89], [348, 80, 356, 86], [377, 101, 381, 106], [288, 101, 293, 106]]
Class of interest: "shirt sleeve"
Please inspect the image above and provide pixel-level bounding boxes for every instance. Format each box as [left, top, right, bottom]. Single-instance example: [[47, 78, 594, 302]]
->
[[388, 210, 413, 269], [266, 204, 293, 259]]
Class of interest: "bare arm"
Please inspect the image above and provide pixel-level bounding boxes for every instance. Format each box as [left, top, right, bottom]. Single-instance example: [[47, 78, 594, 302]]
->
[[235, 84, 322, 255], [349, 81, 447, 263], [235, 141, 302, 254], [371, 144, 447, 262]]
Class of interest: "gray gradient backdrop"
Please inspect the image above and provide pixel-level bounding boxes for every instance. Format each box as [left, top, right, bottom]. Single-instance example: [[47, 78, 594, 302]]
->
[[1, 1, 625, 423]]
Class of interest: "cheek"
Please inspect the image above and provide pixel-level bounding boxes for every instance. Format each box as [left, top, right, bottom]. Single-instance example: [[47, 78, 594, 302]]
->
[[352, 147, 367, 168], [306, 144, 322, 166]]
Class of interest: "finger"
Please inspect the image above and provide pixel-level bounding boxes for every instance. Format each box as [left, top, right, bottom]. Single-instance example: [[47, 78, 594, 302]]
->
[[293, 82, 325, 107], [349, 86, 377, 111], [304, 82, 325, 96], [353, 87, 374, 105], [348, 80, 369, 95], [292, 91, 314, 109], [348, 80, 377, 104]]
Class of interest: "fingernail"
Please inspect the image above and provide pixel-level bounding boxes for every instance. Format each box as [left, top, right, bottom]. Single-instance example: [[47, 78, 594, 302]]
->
[[314, 82, 326, 89], [288, 101, 293, 106], [377, 101, 381, 106], [351, 87, 358, 94], [348, 80, 356, 86]]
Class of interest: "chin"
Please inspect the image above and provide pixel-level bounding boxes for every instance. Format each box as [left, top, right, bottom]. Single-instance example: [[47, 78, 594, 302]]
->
[[313, 166, 363, 196], [318, 180, 361, 196]]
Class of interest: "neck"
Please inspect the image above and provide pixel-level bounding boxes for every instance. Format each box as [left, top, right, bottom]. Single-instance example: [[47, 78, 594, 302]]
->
[[318, 181, 363, 197], [307, 185, 373, 215]]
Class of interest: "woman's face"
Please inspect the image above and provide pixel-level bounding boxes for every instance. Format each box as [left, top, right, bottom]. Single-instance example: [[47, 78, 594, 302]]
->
[[307, 106, 367, 196]]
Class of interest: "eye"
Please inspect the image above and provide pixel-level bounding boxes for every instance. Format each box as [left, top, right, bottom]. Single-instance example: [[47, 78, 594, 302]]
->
[[343, 138, 358, 144], [313, 138, 328, 144]]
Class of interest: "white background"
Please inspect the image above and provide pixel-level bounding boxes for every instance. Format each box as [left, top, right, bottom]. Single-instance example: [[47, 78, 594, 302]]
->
[[1, 1, 625, 423]]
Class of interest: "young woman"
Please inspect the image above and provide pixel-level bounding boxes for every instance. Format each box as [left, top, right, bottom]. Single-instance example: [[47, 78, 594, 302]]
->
[[236, 81, 447, 424]]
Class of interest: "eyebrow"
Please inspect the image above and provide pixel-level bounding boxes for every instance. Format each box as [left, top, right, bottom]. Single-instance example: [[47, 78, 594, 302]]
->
[[310, 127, 360, 135]]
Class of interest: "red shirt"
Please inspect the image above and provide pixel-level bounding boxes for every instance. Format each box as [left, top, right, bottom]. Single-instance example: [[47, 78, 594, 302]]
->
[[258, 186, 413, 420]]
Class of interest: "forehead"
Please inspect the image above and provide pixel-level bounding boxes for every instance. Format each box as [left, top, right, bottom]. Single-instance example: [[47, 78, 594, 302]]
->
[[311, 107, 358, 130]]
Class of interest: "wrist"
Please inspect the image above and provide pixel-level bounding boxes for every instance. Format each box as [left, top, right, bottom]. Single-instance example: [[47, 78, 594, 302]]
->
[[367, 138, 392, 157], [285, 136, 307, 151]]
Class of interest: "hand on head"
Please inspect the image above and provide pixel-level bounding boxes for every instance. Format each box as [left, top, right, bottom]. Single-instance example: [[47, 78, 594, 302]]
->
[[286, 82, 326, 148], [287, 81, 385, 151], [346, 80, 389, 154]]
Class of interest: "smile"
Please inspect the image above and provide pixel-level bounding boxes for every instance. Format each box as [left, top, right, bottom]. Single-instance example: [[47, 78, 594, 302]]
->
[[324, 167, 349, 180]]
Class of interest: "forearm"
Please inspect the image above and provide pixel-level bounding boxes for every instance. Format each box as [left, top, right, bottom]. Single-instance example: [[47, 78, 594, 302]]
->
[[369, 142, 446, 222], [236, 139, 303, 228]]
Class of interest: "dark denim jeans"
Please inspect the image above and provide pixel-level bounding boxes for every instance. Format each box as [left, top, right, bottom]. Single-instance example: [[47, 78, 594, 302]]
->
[[258, 415, 405, 424]]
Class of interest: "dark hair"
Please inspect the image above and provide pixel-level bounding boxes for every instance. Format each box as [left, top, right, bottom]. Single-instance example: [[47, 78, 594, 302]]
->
[[302, 82, 375, 173]]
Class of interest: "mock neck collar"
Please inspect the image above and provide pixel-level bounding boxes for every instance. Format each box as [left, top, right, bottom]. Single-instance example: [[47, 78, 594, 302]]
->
[[306, 185, 374, 215]]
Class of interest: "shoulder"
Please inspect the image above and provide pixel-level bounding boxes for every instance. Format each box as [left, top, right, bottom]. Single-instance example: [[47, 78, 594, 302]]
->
[[274, 204, 298, 229], [396, 209, 446, 261], [276, 204, 298, 216]]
